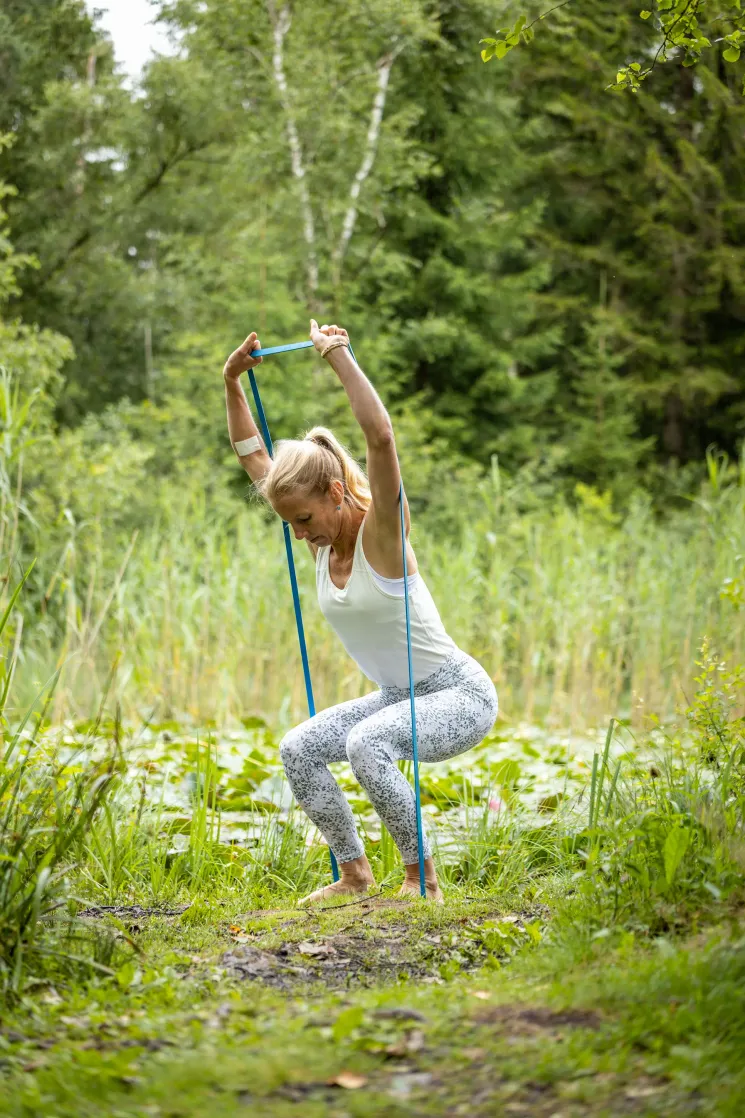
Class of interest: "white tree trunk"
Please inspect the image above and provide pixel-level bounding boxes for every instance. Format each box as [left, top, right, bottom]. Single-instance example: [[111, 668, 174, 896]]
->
[[334, 50, 398, 274], [267, 1, 319, 303]]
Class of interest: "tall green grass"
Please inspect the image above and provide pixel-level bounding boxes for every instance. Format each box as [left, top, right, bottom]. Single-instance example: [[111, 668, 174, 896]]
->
[[6, 451, 742, 729], [0, 568, 122, 996], [2, 357, 743, 727]]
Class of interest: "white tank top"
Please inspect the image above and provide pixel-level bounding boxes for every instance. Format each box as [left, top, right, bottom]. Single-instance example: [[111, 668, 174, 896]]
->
[[316, 521, 456, 688]]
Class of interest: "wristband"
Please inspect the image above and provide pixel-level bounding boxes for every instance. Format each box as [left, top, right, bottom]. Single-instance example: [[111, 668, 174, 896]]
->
[[320, 336, 350, 359], [234, 435, 261, 456]]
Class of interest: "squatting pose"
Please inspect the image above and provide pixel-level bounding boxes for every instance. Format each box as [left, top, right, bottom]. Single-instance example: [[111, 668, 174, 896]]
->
[[223, 320, 498, 903]]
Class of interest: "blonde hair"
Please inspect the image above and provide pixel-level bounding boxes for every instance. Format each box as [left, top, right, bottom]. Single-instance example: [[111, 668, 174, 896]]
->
[[257, 427, 371, 510]]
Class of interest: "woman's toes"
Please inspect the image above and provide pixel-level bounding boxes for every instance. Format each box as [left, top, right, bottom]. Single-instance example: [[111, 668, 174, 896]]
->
[[298, 879, 374, 906]]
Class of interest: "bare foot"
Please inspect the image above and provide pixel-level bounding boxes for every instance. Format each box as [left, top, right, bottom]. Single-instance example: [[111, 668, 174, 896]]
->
[[298, 879, 374, 906], [298, 854, 375, 906], [400, 857, 444, 903], [399, 878, 444, 903]]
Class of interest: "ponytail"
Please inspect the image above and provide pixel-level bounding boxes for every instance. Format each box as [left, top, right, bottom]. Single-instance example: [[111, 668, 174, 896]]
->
[[257, 426, 371, 510], [303, 427, 371, 510]]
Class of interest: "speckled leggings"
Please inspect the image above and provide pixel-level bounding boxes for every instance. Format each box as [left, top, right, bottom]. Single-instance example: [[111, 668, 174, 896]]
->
[[279, 649, 498, 865]]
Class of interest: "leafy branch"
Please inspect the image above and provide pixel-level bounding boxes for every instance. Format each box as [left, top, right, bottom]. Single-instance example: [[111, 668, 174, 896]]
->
[[479, 2, 573, 63], [480, 0, 745, 94]]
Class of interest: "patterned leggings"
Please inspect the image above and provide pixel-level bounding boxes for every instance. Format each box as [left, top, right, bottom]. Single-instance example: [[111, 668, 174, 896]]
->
[[279, 649, 498, 864]]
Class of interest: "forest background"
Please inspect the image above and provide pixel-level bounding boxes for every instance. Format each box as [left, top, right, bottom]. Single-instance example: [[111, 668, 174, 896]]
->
[[1, 0, 744, 729]]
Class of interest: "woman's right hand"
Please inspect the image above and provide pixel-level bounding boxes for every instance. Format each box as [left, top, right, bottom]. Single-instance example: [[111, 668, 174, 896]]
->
[[223, 332, 263, 380]]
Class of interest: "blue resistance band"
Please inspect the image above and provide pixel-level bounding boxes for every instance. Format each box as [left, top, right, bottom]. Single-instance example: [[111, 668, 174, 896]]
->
[[247, 365, 340, 884], [247, 339, 427, 898]]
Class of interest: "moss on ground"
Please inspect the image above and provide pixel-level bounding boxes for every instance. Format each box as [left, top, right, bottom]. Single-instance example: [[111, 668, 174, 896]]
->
[[1, 895, 743, 1117]]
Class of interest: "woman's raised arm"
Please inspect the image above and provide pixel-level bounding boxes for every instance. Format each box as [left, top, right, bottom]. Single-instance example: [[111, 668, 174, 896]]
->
[[223, 332, 273, 483], [309, 320, 406, 540]]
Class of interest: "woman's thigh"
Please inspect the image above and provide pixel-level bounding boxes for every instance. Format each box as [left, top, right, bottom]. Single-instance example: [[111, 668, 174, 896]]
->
[[357, 679, 498, 765], [280, 689, 391, 768]]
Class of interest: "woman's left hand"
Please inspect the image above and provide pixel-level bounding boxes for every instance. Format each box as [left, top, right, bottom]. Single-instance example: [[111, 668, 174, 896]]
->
[[310, 319, 349, 353]]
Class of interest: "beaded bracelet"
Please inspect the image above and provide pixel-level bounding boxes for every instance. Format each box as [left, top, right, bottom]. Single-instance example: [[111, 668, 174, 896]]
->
[[320, 335, 350, 359]]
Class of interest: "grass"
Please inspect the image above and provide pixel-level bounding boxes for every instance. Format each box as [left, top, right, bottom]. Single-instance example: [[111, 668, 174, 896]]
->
[[1, 563, 745, 1113], [0, 896, 743, 1116], [2, 388, 745, 1111], [3, 442, 744, 729]]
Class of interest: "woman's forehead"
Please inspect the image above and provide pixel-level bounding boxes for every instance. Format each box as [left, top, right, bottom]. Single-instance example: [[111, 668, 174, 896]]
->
[[274, 492, 324, 516]]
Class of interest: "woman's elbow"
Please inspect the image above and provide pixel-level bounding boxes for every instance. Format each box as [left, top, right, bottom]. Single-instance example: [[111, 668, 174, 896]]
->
[[368, 422, 395, 451]]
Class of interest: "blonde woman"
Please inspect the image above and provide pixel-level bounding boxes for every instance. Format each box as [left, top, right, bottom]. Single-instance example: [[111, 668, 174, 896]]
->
[[223, 320, 498, 903]]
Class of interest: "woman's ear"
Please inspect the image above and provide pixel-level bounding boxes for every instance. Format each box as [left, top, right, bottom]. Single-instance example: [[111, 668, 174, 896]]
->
[[329, 479, 344, 508]]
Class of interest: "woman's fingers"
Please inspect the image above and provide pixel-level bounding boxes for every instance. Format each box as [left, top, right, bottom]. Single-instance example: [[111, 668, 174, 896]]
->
[[309, 319, 348, 347], [230, 331, 262, 367]]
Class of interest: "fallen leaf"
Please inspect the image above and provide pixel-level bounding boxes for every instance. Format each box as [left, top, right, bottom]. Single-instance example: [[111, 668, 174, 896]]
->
[[228, 925, 243, 934], [462, 1047, 486, 1060], [328, 1071, 368, 1089], [625, 1085, 665, 1099], [469, 990, 492, 1000], [297, 940, 335, 957]]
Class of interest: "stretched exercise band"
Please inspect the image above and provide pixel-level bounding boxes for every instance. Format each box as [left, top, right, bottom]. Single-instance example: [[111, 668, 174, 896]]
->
[[247, 338, 427, 898]]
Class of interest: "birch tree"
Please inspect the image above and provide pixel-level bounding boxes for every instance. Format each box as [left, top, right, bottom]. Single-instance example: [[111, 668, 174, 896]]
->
[[167, 0, 435, 312]]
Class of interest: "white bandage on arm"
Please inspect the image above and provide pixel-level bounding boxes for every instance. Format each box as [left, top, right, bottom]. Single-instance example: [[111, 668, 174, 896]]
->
[[234, 435, 262, 456]]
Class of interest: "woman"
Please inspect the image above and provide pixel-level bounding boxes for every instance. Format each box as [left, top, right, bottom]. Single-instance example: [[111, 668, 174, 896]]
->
[[223, 320, 498, 903]]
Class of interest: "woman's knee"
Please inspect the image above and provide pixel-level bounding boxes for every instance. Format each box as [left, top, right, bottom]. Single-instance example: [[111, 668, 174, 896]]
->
[[344, 724, 367, 772], [345, 724, 389, 777], [279, 724, 311, 775]]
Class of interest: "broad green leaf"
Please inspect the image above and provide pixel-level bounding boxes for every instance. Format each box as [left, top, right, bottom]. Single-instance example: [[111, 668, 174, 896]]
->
[[332, 1006, 365, 1041], [663, 825, 691, 886], [640, 9, 652, 17], [723, 47, 741, 62]]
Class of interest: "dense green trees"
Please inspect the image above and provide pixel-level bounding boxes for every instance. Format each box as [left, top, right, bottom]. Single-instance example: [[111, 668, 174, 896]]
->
[[482, 0, 745, 481], [0, 0, 743, 502]]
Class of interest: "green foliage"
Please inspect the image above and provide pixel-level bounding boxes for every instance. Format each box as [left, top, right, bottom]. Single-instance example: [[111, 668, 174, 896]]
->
[[612, 0, 745, 92], [482, 1, 745, 94], [686, 639, 745, 798], [0, 569, 118, 997], [0, 0, 742, 485], [560, 651, 745, 940]]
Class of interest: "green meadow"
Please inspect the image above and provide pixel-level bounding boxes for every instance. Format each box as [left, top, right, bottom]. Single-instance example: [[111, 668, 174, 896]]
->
[[3, 0, 745, 1113]]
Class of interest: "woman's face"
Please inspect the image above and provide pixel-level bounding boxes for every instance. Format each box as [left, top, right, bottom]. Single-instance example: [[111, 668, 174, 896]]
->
[[272, 483, 344, 546]]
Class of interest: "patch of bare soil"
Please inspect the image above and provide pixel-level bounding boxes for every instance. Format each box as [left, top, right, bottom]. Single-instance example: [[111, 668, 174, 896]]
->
[[78, 904, 191, 919], [220, 907, 548, 990], [474, 1004, 603, 1032]]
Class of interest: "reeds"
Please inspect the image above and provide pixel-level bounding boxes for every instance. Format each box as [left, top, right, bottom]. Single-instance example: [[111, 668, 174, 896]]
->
[[7, 451, 743, 729]]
